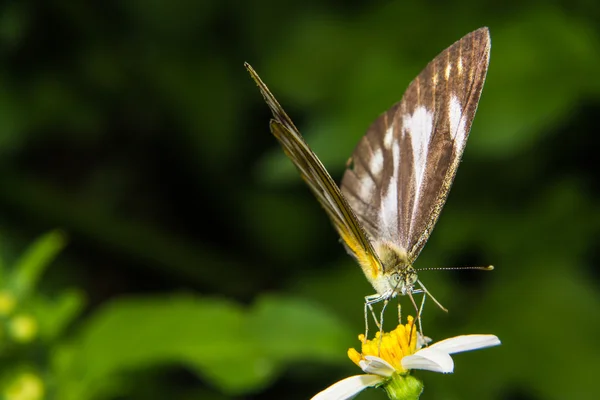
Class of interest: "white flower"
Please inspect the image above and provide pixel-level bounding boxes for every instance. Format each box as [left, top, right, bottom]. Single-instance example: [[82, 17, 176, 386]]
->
[[312, 317, 500, 400]]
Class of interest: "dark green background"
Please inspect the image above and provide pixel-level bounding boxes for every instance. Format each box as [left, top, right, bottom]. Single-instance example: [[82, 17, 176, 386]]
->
[[0, 1, 598, 399]]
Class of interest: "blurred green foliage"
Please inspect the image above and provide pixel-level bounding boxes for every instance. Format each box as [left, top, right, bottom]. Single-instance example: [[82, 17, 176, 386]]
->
[[0, 1, 598, 400]]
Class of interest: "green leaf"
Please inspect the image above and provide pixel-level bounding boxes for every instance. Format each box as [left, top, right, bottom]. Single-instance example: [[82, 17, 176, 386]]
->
[[249, 294, 351, 364], [34, 288, 85, 341], [55, 294, 352, 398], [11, 230, 67, 297]]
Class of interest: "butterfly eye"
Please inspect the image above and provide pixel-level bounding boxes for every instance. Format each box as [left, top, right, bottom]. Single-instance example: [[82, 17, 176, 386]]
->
[[390, 273, 402, 285], [405, 268, 418, 285]]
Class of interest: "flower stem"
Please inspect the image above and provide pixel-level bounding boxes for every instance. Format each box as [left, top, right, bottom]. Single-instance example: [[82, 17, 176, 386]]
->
[[382, 374, 423, 400]]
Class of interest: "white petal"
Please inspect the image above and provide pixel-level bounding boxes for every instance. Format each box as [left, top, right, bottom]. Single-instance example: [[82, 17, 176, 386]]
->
[[359, 355, 396, 377], [402, 348, 454, 373], [427, 335, 501, 355], [311, 374, 384, 400]]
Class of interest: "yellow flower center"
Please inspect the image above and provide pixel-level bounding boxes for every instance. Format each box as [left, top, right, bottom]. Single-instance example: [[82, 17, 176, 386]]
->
[[348, 316, 418, 374]]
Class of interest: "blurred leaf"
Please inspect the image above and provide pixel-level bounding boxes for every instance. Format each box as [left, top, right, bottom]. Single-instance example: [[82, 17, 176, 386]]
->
[[249, 294, 350, 363], [11, 230, 67, 297], [34, 288, 85, 342], [55, 294, 351, 398], [53, 295, 245, 400]]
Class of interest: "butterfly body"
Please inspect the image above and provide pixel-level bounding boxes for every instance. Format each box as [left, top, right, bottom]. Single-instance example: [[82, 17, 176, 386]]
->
[[361, 240, 416, 299]]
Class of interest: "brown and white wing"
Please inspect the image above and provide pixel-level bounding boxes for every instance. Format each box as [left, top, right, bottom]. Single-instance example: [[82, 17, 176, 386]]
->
[[341, 28, 491, 263], [245, 63, 384, 281]]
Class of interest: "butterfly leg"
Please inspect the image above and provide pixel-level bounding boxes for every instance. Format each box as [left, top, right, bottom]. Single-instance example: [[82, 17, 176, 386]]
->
[[416, 280, 447, 312], [364, 294, 384, 342], [377, 299, 389, 354], [379, 299, 389, 332], [417, 291, 427, 343], [363, 302, 376, 342], [407, 289, 426, 338]]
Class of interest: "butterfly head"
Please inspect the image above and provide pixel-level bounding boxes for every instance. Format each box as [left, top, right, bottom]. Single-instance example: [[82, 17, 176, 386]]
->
[[371, 241, 419, 297], [388, 266, 418, 296]]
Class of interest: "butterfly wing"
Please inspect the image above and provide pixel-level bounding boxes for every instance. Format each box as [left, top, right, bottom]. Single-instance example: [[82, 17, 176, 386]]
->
[[245, 63, 384, 281], [341, 28, 491, 264]]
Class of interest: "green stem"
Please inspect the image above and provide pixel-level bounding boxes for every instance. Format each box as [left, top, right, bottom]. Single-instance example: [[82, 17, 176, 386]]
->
[[382, 374, 423, 400]]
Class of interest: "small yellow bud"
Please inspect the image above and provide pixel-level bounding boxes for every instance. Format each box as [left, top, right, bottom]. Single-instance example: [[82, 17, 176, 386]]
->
[[9, 315, 38, 343], [0, 291, 16, 316], [4, 372, 45, 400]]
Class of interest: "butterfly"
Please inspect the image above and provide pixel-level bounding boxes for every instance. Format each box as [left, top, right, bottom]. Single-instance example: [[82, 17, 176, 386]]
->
[[246, 27, 491, 335]]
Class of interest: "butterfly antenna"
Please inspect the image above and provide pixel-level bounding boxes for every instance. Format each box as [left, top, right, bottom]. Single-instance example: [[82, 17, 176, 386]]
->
[[416, 280, 448, 313], [414, 266, 493, 313], [417, 265, 494, 272]]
